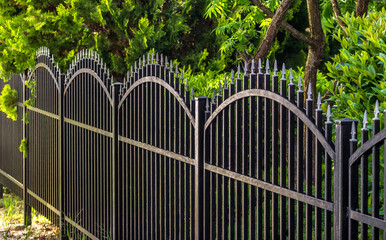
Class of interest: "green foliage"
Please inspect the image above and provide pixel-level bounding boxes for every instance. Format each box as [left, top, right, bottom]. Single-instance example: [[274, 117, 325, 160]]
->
[[0, 0, 221, 79], [0, 84, 18, 121], [325, 9, 386, 126], [205, 0, 305, 65], [19, 138, 27, 159]]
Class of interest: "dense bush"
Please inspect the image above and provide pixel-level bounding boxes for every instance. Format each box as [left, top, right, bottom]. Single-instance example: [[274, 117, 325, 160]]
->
[[326, 9, 386, 126], [0, 84, 18, 121]]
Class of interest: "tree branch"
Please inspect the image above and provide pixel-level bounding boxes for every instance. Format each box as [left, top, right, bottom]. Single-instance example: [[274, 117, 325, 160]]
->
[[251, 0, 318, 47], [355, 0, 370, 17], [330, 0, 349, 37], [253, 0, 294, 61]]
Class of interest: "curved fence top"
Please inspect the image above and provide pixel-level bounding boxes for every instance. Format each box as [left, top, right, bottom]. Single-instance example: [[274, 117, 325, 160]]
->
[[63, 49, 113, 105]]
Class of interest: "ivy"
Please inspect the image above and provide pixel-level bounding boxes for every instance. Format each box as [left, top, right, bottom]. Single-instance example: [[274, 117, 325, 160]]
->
[[0, 84, 18, 121], [19, 138, 27, 159]]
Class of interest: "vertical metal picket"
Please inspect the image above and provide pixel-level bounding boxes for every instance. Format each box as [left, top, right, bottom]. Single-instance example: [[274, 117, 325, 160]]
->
[[112, 82, 122, 240], [59, 73, 67, 238]]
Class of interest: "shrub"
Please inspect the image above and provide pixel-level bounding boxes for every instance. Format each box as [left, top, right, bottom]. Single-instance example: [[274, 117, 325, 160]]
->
[[325, 9, 386, 127], [0, 84, 18, 121]]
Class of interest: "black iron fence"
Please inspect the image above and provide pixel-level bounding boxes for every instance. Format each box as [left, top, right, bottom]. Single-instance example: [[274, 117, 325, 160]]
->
[[0, 47, 385, 239]]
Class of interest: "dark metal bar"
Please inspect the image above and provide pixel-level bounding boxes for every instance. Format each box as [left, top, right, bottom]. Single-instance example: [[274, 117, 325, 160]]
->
[[216, 86, 223, 239], [257, 64, 264, 240], [222, 79, 229, 240], [271, 63, 279, 240], [314, 96, 323, 240], [194, 96, 206, 240], [325, 106, 333, 240], [334, 118, 353, 240], [228, 72, 236, 240], [305, 88, 313, 240], [235, 67, 242, 239], [372, 110, 380, 240], [296, 78, 304, 239], [361, 124, 369, 240], [349, 121, 358, 240], [23, 72, 32, 226]]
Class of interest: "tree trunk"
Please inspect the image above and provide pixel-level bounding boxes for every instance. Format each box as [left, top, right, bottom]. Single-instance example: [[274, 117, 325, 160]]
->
[[304, 0, 325, 103], [355, 0, 370, 17], [253, 0, 294, 62]]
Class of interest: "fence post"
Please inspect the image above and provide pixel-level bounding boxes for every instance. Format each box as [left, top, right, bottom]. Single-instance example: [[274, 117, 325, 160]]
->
[[194, 96, 207, 240], [22, 72, 31, 226], [112, 82, 123, 240], [334, 118, 354, 240], [59, 74, 67, 239]]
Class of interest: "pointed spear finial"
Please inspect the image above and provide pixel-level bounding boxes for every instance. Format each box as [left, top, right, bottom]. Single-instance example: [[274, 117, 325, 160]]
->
[[230, 69, 234, 83], [244, 61, 248, 74], [281, 63, 286, 79], [212, 90, 216, 100], [170, 60, 173, 70], [265, 59, 270, 74], [273, 60, 278, 75], [237, 64, 241, 78], [101, 57, 104, 66], [180, 70, 183, 79], [206, 97, 210, 111], [175, 64, 179, 74], [298, 75, 303, 90], [363, 110, 368, 128], [160, 54, 164, 65], [251, 59, 255, 74], [327, 104, 331, 122], [374, 100, 380, 119], [218, 82, 222, 94], [156, 52, 159, 64], [191, 87, 194, 98], [148, 53, 151, 64], [317, 92, 322, 110], [107, 69, 110, 78], [104, 62, 107, 71], [307, 82, 312, 100], [258, 58, 262, 73], [224, 75, 227, 87], [289, 68, 294, 84], [151, 52, 154, 64], [134, 61, 137, 71], [186, 77, 188, 88], [143, 55, 146, 65], [165, 56, 168, 67], [130, 65, 133, 76], [139, 57, 142, 68], [351, 121, 356, 140]]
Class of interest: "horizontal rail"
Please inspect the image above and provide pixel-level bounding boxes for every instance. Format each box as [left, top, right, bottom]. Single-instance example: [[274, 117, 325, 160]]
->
[[28, 106, 60, 120], [0, 168, 23, 189], [17, 102, 23, 108], [27, 189, 60, 216], [65, 118, 113, 138], [205, 163, 334, 211], [64, 216, 99, 240], [204, 89, 336, 160], [349, 128, 386, 166], [349, 210, 386, 230], [119, 135, 195, 165]]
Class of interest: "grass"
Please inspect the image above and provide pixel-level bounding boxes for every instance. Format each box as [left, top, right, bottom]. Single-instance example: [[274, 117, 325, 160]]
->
[[0, 186, 60, 239]]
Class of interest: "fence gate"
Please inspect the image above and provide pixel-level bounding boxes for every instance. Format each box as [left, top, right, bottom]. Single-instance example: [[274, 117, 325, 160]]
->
[[202, 64, 338, 239], [117, 58, 196, 239], [27, 52, 61, 225], [63, 51, 114, 239]]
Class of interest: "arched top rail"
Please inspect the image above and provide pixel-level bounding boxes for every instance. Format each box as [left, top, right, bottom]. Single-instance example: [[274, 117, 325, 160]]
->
[[64, 68, 113, 106], [204, 89, 336, 160], [118, 76, 195, 125], [28, 63, 59, 91], [349, 128, 386, 166]]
